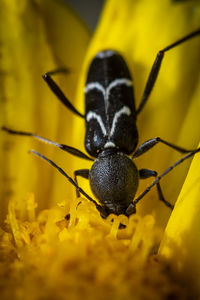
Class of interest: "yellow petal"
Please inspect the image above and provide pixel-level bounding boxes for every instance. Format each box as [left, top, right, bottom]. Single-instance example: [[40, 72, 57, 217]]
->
[[74, 0, 200, 227], [159, 141, 200, 293], [0, 0, 90, 223]]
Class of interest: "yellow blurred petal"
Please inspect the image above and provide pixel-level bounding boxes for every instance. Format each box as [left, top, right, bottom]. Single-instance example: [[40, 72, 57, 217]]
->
[[75, 0, 200, 227], [159, 140, 200, 294], [0, 0, 90, 223]]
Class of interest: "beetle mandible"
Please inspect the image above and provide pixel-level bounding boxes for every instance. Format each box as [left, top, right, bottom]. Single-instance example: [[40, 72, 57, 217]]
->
[[3, 28, 200, 218]]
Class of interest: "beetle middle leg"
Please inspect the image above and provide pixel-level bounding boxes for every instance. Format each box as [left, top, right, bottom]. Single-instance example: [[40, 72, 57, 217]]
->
[[133, 137, 195, 159], [139, 168, 174, 209]]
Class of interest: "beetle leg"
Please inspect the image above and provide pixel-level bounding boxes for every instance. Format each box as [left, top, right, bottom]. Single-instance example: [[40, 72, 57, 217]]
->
[[43, 71, 84, 118], [127, 147, 200, 215], [74, 169, 89, 197], [136, 28, 200, 114], [43, 68, 70, 76], [133, 137, 195, 159], [29, 150, 105, 216], [139, 168, 174, 209]]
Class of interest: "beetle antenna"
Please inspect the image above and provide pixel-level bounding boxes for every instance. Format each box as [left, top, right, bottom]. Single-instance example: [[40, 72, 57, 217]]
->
[[128, 147, 200, 211], [29, 150, 104, 214], [2, 126, 93, 161]]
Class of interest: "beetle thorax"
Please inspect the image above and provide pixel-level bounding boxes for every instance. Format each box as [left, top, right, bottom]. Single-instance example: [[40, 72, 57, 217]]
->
[[89, 150, 139, 215]]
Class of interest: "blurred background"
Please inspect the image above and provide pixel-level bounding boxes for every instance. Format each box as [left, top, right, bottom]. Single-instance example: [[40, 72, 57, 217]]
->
[[65, 0, 104, 30]]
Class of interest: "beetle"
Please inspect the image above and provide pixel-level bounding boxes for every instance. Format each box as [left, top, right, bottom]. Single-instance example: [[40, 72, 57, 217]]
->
[[2, 28, 200, 218]]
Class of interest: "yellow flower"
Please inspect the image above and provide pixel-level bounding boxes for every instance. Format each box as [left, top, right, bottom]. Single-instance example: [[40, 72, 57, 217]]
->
[[1, 0, 200, 299]]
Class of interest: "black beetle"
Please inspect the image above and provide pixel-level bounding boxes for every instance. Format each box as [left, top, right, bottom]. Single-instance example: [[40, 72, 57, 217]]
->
[[3, 28, 200, 218]]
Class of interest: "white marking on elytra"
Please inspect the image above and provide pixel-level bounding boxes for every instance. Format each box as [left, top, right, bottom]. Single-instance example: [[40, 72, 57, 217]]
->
[[105, 78, 132, 112], [104, 141, 116, 148], [110, 106, 131, 137], [84, 82, 105, 97], [85, 78, 132, 146], [86, 111, 107, 136], [86, 106, 131, 142], [107, 78, 132, 96], [96, 50, 116, 59], [85, 78, 132, 113]]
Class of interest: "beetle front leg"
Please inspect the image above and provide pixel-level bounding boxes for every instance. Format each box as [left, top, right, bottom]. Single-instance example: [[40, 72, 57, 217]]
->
[[29, 150, 105, 216], [74, 169, 90, 198], [126, 167, 174, 216], [139, 168, 174, 209], [127, 148, 200, 215]]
